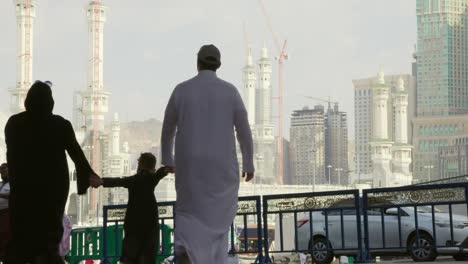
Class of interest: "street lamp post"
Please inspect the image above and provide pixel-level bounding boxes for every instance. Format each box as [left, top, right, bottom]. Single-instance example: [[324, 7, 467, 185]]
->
[[327, 165, 332, 185], [423, 165, 434, 182], [335, 168, 343, 186]]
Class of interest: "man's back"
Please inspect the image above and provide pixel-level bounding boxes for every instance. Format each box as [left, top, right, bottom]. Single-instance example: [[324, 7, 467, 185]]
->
[[160, 45, 255, 264], [173, 71, 239, 162]]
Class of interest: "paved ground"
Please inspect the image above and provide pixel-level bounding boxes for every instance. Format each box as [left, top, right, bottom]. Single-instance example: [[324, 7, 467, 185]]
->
[[381, 257, 461, 264]]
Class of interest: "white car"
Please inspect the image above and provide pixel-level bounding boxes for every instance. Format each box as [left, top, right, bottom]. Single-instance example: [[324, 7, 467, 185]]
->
[[296, 200, 468, 263]]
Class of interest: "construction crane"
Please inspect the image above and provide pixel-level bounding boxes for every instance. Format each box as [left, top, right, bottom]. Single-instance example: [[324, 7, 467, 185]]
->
[[304, 95, 339, 107], [258, 0, 288, 184]]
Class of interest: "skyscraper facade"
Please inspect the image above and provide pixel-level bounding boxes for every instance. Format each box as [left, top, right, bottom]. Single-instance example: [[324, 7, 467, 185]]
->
[[413, 0, 468, 181], [290, 105, 325, 185], [325, 103, 349, 185], [416, 0, 468, 116]]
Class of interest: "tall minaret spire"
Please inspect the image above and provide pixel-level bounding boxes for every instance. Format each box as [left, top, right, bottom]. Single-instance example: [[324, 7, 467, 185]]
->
[[261, 40, 269, 59], [243, 44, 256, 125], [10, 0, 36, 114], [253, 42, 276, 184], [247, 45, 253, 66], [256, 43, 272, 125], [81, 0, 110, 224], [370, 67, 393, 187], [391, 76, 412, 179], [82, 0, 110, 132]]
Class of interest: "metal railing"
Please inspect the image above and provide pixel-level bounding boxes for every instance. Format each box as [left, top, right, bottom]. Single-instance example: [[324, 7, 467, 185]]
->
[[84, 183, 468, 264], [262, 189, 364, 263], [101, 197, 266, 263], [362, 182, 468, 261], [230, 195, 266, 263]]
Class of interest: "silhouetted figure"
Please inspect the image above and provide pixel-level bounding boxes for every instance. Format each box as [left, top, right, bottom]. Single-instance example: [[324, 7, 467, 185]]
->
[[92, 153, 168, 264], [4, 81, 96, 264], [0, 163, 11, 262]]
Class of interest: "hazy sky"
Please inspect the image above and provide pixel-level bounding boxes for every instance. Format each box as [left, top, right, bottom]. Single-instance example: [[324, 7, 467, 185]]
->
[[0, 0, 416, 139]]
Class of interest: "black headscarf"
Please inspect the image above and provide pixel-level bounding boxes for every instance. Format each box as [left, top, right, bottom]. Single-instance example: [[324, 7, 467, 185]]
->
[[24, 81, 54, 115]]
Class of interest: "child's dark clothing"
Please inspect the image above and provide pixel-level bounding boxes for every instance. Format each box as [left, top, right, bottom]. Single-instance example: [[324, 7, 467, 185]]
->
[[102, 167, 167, 264]]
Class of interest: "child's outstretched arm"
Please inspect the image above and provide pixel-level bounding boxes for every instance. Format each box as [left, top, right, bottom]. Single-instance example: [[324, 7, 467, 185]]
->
[[152, 167, 169, 186], [101, 176, 133, 188]]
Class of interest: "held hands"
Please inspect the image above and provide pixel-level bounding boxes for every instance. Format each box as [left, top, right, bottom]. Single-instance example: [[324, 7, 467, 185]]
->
[[242, 172, 254, 182], [164, 166, 175, 174], [89, 173, 103, 188]]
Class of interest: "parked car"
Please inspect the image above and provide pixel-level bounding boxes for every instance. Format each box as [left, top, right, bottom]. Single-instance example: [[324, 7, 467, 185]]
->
[[296, 199, 468, 263]]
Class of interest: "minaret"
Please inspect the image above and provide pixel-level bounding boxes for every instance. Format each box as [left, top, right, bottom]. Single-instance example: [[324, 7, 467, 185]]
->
[[370, 67, 393, 187], [10, 0, 36, 114], [81, 0, 110, 224], [373, 68, 390, 140], [393, 77, 408, 144], [242, 46, 256, 125], [254, 43, 276, 184], [391, 77, 413, 181], [111, 113, 120, 156], [81, 0, 110, 132], [256, 43, 272, 125]]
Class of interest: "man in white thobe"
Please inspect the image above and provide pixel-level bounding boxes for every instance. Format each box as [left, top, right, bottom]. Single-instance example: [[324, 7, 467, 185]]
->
[[161, 44, 254, 264]]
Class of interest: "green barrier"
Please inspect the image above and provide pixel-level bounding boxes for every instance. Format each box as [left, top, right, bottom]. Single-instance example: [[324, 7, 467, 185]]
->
[[67, 226, 104, 264], [157, 225, 174, 264], [67, 224, 173, 264]]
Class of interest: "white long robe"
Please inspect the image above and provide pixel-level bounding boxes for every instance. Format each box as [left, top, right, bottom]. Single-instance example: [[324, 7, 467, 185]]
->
[[161, 70, 254, 264]]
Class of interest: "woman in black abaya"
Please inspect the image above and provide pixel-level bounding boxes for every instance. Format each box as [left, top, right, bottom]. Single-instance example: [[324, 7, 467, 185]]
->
[[5, 81, 96, 264]]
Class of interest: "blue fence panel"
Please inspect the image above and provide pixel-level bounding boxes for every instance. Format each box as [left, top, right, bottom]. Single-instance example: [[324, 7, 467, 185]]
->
[[362, 182, 468, 262], [262, 189, 363, 263]]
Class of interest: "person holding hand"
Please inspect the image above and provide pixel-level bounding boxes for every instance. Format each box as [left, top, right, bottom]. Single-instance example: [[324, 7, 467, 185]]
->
[[90, 153, 168, 264], [5, 81, 98, 264]]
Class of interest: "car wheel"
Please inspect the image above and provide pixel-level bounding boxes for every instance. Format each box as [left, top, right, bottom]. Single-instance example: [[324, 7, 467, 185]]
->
[[453, 254, 468, 261], [309, 237, 334, 264], [407, 232, 437, 262]]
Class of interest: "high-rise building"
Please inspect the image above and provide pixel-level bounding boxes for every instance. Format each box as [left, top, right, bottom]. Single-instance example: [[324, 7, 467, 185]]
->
[[10, 0, 36, 114], [416, 0, 468, 116], [325, 103, 349, 185], [413, 115, 468, 181], [289, 105, 325, 185], [352, 73, 416, 177], [438, 144, 468, 179], [413, 0, 468, 182]]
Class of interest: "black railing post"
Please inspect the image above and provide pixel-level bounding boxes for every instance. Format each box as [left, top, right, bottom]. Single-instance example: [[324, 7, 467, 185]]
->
[[101, 206, 110, 264], [229, 223, 235, 255], [255, 196, 265, 263], [360, 190, 374, 263], [262, 196, 272, 263]]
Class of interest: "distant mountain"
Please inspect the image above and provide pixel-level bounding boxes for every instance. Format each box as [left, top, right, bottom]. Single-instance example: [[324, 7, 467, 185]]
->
[[118, 118, 162, 154]]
